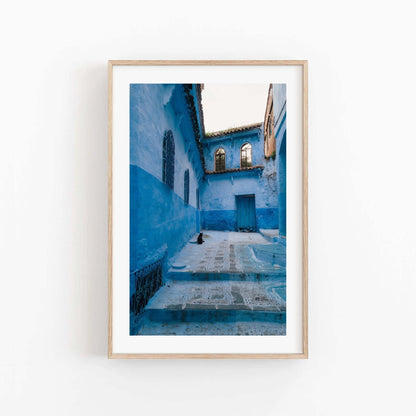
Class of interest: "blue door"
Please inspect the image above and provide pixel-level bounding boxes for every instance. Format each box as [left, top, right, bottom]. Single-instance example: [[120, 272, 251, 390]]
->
[[236, 195, 256, 232]]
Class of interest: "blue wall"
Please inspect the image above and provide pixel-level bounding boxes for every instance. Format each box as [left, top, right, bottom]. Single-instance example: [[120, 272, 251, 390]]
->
[[200, 128, 279, 231], [130, 84, 203, 272], [273, 84, 287, 237], [202, 207, 278, 231], [130, 165, 198, 271]]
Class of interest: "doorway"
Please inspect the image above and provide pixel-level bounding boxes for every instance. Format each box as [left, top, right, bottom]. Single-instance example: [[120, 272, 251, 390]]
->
[[236, 195, 256, 232]]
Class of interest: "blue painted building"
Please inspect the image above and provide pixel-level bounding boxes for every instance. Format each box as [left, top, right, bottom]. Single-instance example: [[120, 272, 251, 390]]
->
[[130, 84, 204, 272], [200, 124, 279, 231], [272, 84, 287, 236], [129, 83, 286, 328]]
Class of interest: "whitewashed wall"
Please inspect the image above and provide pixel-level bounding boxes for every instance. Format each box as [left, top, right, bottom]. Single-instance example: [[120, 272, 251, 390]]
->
[[1, 1, 416, 415]]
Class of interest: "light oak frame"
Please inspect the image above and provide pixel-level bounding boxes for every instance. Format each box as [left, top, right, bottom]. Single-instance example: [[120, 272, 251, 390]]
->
[[108, 60, 308, 359]]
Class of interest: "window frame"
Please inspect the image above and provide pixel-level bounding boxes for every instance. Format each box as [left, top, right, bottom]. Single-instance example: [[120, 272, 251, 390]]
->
[[240, 142, 252, 168], [162, 130, 175, 189], [184, 169, 190, 204], [214, 147, 226, 172]]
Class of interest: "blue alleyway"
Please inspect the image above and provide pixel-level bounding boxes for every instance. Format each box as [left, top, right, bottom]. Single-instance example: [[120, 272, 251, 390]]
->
[[134, 231, 286, 336]]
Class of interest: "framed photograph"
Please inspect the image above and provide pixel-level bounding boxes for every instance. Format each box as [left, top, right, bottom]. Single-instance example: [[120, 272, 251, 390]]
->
[[108, 60, 308, 358]]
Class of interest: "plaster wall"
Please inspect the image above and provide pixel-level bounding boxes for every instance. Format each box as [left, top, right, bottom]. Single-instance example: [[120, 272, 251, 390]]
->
[[130, 84, 202, 271], [130, 84, 202, 207], [200, 128, 278, 230], [277, 132, 286, 235], [273, 84, 287, 158], [273, 84, 287, 236], [200, 158, 278, 230], [273, 83, 286, 129]]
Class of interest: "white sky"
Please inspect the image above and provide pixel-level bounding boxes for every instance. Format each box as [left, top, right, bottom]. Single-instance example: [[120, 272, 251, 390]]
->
[[201, 84, 269, 133]]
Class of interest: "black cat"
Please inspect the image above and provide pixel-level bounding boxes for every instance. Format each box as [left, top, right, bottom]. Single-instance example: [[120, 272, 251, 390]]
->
[[197, 233, 204, 244]]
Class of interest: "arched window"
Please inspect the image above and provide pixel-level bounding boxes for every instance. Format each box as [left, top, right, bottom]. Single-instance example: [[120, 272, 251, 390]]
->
[[215, 148, 226, 171], [162, 130, 175, 189], [240, 143, 252, 168], [184, 169, 189, 204]]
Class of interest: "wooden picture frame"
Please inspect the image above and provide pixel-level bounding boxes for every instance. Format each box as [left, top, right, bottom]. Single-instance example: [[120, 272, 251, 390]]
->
[[108, 60, 308, 359]]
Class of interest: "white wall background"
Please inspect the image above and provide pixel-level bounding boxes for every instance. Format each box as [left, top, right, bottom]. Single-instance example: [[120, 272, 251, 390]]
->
[[1, 1, 415, 415]]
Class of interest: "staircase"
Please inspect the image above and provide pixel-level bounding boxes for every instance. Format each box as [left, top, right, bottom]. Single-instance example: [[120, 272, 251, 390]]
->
[[134, 231, 286, 336]]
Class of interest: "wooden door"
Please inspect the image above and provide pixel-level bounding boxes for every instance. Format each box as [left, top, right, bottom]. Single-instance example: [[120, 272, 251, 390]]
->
[[236, 195, 256, 231]]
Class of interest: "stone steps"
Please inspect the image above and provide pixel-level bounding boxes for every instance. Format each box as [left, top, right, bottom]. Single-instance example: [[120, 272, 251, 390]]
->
[[133, 232, 287, 336], [135, 279, 286, 335], [144, 307, 285, 323]]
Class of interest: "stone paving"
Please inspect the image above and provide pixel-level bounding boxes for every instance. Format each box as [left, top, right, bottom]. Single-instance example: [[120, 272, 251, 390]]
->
[[136, 230, 287, 336], [169, 230, 282, 274]]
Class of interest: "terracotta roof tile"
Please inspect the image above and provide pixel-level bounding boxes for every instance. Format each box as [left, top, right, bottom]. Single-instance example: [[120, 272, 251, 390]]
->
[[204, 122, 262, 138]]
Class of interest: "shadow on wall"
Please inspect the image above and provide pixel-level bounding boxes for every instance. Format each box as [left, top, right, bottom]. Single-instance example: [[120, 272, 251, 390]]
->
[[130, 165, 198, 272]]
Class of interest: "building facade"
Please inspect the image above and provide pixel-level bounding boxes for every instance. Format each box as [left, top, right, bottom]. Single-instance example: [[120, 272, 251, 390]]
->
[[200, 124, 279, 231]]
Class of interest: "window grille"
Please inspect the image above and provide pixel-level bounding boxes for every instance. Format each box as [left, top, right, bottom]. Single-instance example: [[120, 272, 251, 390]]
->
[[241, 143, 252, 168], [162, 130, 175, 189], [215, 148, 226, 171], [184, 169, 189, 204]]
